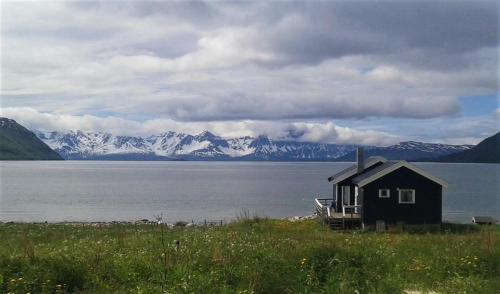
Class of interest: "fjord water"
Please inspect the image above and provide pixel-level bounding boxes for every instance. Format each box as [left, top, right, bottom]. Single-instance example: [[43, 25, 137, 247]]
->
[[1, 161, 498, 223]]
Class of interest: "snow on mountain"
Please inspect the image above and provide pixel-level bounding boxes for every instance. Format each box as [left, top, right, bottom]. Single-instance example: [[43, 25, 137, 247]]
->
[[35, 130, 472, 161], [35, 130, 151, 158], [148, 131, 189, 156], [35, 130, 359, 160], [389, 141, 472, 153], [223, 136, 255, 157]]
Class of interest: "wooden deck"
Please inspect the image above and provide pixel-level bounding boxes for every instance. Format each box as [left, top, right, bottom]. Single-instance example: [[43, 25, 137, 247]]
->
[[329, 212, 361, 220], [315, 198, 362, 230]]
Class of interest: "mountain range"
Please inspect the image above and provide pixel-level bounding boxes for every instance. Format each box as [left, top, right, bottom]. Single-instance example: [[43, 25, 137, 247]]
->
[[35, 129, 473, 161], [0, 118, 62, 160], [336, 141, 473, 161]]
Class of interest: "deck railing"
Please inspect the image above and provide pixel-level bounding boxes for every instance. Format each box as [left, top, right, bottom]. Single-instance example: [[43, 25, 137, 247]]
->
[[314, 198, 332, 218], [315, 198, 362, 219]]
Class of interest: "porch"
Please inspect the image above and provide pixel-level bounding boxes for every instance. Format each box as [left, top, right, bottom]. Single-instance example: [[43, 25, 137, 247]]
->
[[315, 198, 362, 230]]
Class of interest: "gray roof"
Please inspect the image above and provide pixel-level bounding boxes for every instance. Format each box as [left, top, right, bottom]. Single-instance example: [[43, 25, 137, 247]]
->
[[351, 161, 401, 184], [328, 156, 386, 182]]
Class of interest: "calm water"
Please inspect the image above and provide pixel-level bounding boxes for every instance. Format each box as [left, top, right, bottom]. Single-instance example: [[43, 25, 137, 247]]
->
[[0, 161, 498, 223]]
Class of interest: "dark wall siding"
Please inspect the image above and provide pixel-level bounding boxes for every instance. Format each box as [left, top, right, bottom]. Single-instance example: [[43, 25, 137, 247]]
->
[[361, 167, 442, 224], [333, 161, 385, 213]]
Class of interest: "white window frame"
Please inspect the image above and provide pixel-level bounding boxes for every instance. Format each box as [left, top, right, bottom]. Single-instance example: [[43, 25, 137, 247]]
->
[[341, 186, 350, 205], [398, 189, 415, 204], [378, 189, 390, 198]]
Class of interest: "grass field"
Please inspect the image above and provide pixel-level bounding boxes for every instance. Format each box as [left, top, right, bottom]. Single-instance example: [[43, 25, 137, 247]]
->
[[0, 218, 499, 293]]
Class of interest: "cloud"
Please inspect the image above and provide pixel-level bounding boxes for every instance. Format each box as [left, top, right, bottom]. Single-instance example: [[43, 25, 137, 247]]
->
[[0, 107, 400, 146], [0, 1, 497, 147], [1, 1, 497, 123]]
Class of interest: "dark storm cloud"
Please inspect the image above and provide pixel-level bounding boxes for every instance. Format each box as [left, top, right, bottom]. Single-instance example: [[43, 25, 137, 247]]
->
[[66, 1, 499, 69], [254, 1, 498, 68]]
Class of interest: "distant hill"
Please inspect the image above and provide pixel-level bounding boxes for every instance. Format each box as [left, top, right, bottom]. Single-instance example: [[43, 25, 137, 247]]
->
[[335, 141, 472, 162], [0, 118, 62, 160], [436, 132, 499, 163]]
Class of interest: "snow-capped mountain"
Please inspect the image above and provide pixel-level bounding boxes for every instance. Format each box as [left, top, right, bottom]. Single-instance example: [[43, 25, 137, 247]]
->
[[35, 130, 359, 161], [35, 130, 472, 161], [336, 141, 473, 161]]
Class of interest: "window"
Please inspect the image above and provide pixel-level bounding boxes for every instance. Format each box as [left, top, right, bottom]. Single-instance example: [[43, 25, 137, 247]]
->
[[398, 189, 415, 204], [378, 189, 390, 198], [341, 186, 350, 205]]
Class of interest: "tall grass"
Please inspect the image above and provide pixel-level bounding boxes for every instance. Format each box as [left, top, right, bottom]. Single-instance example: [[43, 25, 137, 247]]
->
[[0, 220, 498, 293]]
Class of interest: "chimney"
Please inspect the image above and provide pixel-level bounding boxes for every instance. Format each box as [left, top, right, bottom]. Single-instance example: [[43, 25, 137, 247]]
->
[[357, 147, 364, 174]]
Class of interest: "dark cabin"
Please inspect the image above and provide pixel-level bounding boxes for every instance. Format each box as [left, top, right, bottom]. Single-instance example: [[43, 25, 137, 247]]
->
[[327, 148, 447, 228]]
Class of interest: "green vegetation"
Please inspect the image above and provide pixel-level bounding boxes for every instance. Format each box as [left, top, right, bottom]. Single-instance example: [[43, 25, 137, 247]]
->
[[0, 219, 498, 293], [0, 117, 62, 160]]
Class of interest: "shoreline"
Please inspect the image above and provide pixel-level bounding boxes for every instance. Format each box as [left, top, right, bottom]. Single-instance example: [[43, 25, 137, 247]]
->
[[0, 213, 319, 226]]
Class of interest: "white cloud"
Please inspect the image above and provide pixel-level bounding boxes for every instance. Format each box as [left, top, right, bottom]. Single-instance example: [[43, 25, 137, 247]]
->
[[0, 107, 400, 146], [1, 2, 496, 122], [0, 1, 497, 145]]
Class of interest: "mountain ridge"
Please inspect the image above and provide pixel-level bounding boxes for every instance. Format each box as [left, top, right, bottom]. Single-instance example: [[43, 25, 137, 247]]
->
[[35, 129, 472, 161], [336, 140, 473, 161], [435, 132, 499, 163], [0, 118, 63, 160]]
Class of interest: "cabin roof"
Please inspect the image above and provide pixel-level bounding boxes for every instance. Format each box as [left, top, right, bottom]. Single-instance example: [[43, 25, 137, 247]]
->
[[352, 160, 448, 188], [351, 161, 400, 183], [328, 156, 386, 183]]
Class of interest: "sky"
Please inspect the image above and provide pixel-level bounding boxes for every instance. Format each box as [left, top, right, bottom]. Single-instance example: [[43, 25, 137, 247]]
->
[[0, 1, 498, 146]]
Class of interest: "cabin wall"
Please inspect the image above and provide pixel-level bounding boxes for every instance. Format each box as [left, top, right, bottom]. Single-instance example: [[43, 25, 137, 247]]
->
[[361, 167, 442, 225]]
